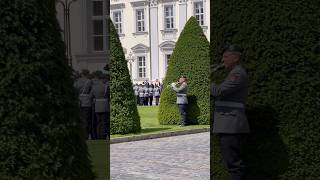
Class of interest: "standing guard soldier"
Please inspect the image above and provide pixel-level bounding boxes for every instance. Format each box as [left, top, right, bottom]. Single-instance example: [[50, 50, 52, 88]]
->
[[74, 69, 93, 139], [154, 85, 161, 105], [148, 84, 154, 106], [138, 84, 144, 106], [91, 73, 108, 139], [133, 83, 139, 105], [211, 44, 250, 180], [169, 76, 188, 126], [143, 84, 149, 106]]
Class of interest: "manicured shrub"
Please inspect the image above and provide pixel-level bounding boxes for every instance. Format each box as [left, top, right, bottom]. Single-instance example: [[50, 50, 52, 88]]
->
[[0, 0, 95, 179], [159, 17, 210, 125], [210, 0, 320, 179], [109, 20, 141, 134]]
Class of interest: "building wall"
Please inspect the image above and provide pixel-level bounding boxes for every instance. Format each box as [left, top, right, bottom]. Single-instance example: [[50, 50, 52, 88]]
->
[[56, 0, 110, 73], [111, 0, 210, 84]]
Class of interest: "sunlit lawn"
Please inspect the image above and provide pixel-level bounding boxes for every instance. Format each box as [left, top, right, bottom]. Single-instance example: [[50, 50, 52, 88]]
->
[[111, 106, 209, 138]]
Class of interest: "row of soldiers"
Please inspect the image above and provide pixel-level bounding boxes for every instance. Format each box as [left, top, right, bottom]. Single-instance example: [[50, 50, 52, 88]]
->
[[133, 83, 163, 106], [73, 69, 109, 140]]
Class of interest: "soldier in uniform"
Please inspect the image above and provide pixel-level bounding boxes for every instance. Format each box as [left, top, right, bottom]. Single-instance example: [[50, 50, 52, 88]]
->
[[143, 83, 149, 106], [90, 73, 108, 139], [211, 44, 250, 180], [133, 83, 139, 105], [148, 84, 154, 106], [138, 84, 144, 106], [74, 69, 93, 139], [169, 76, 188, 126], [154, 84, 161, 106]]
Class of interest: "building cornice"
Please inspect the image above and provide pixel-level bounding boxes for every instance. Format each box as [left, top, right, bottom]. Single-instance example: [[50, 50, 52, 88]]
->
[[110, 3, 125, 10], [131, 0, 148, 7]]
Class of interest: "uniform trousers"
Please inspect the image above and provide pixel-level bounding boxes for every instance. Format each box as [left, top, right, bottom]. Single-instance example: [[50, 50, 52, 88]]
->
[[95, 112, 106, 139], [155, 96, 160, 105], [217, 133, 248, 180], [178, 104, 187, 125], [149, 96, 153, 106]]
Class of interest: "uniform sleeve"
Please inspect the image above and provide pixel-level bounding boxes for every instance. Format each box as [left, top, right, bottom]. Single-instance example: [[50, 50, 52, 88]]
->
[[211, 71, 243, 97], [172, 82, 187, 93]]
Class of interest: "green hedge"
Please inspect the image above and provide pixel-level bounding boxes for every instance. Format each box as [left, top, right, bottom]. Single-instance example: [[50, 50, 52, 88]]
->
[[159, 17, 210, 125], [0, 0, 95, 179], [109, 20, 141, 134], [211, 0, 320, 179]]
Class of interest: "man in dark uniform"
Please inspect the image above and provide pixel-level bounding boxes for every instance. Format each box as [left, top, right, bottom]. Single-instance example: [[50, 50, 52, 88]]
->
[[90, 73, 108, 139], [169, 76, 188, 126], [211, 44, 250, 180], [74, 69, 93, 139]]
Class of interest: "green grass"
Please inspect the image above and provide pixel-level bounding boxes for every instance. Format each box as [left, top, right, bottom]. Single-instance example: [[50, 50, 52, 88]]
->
[[87, 140, 109, 180], [111, 106, 209, 138]]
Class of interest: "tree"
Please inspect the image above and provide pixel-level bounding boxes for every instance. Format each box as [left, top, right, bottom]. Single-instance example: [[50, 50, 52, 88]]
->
[[109, 20, 141, 134], [0, 0, 95, 179], [210, 0, 320, 179], [159, 17, 210, 125]]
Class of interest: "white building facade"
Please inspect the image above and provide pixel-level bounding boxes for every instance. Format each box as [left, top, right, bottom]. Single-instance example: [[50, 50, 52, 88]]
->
[[56, 0, 110, 73], [110, 0, 210, 83]]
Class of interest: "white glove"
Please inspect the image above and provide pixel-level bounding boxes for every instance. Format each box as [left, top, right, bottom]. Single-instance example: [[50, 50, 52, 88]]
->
[[171, 82, 176, 87]]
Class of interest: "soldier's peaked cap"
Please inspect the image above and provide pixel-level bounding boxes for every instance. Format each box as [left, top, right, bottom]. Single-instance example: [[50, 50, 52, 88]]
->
[[223, 44, 243, 54]]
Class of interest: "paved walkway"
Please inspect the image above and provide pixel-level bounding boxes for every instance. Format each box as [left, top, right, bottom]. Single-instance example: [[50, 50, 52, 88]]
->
[[110, 132, 210, 180]]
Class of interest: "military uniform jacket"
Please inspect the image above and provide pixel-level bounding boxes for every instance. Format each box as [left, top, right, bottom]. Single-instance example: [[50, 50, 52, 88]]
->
[[172, 82, 188, 104], [91, 79, 108, 112], [74, 77, 93, 107], [148, 87, 154, 96], [143, 87, 149, 97], [154, 87, 161, 97], [211, 64, 250, 133], [138, 87, 144, 97], [133, 86, 139, 96]]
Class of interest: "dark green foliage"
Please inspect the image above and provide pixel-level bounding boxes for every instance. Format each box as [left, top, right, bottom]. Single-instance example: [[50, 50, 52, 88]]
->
[[159, 17, 210, 125], [211, 0, 320, 179], [0, 0, 95, 179], [109, 20, 141, 134]]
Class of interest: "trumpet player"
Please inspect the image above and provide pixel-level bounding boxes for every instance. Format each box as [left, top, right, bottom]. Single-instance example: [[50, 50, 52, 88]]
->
[[169, 75, 188, 126], [211, 44, 250, 180]]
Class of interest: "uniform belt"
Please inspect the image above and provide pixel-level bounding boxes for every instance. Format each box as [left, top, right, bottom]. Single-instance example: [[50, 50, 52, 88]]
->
[[176, 93, 187, 97], [215, 101, 245, 108]]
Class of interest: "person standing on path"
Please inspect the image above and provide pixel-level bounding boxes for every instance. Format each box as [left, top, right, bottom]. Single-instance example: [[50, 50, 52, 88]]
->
[[90, 73, 108, 139], [154, 85, 161, 105], [74, 69, 93, 139], [148, 84, 154, 106], [138, 84, 144, 106], [143, 84, 149, 106], [211, 44, 250, 180], [169, 76, 188, 126]]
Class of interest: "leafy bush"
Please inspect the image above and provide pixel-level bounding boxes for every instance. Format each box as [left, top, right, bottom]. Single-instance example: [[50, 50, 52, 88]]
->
[[0, 0, 95, 179], [210, 0, 320, 179], [159, 17, 210, 125], [109, 20, 141, 134]]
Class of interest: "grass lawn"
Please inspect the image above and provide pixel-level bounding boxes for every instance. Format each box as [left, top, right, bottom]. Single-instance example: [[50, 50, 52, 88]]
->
[[87, 140, 109, 180], [111, 106, 209, 138]]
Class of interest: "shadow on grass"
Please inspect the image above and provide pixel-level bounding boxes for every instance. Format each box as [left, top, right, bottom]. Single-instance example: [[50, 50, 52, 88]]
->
[[140, 127, 171, 134]]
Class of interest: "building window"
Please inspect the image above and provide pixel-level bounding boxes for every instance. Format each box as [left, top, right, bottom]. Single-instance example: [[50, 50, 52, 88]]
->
[[136, 9, 145, 32], [138, 56, 146, 78], [165, 54, 171, 70], [164, 5, 174, 29], [194, 2, 204, 26], [113, 11, 122, 34], [91, 0, 107, 52]]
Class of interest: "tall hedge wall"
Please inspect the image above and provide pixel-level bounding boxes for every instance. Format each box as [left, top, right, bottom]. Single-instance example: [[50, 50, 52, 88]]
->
[[211, 0, 320, 179], [159, 17, 210, 125], [0, 0, 95, 179], [110, 20, 141, 134]]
